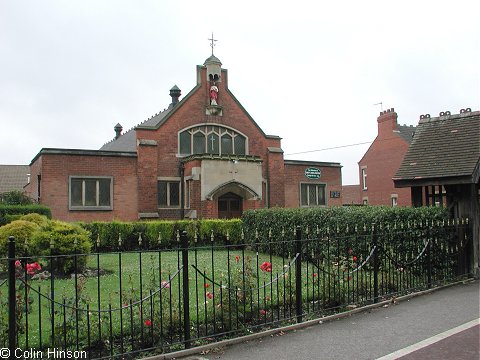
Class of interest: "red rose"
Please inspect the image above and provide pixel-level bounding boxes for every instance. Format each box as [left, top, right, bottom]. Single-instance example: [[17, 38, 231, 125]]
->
[[260, 309, 267, 315], [144, 319, 152, 327], [235, 255, 240, 263], [260, 261, 272, 272], [353, 256, 357, 261], [204, 283, 210, 288], [206, 291, 213, 299]]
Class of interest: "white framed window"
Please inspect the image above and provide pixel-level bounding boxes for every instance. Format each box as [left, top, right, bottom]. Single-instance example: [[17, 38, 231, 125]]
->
[[69, 176, 113, 210], [391, 195, 398, 207], [361, 167, 367, 190], [300, 183, 326, 207], [158, 178, 180, 208]]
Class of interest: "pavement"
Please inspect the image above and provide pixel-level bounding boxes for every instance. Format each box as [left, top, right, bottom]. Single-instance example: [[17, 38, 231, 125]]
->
[[176, 280, 479, 360]]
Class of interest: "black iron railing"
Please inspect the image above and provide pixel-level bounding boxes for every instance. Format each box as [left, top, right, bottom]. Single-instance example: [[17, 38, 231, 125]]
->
[[0, 219, 473, 359]]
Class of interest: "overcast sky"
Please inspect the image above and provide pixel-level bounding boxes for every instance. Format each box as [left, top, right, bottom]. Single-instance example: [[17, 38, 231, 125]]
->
[[1, 0, 478, 185]]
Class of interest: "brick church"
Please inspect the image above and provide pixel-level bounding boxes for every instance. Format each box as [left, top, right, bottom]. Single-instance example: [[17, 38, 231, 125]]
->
[[25, 50, 343, 222]]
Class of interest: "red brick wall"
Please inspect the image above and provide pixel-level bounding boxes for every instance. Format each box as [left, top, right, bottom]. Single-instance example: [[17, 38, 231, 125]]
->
[[342, 185, 361, 205], [284, 164, 342, 207], [358, 110, 412, 206], [30, 154, 138, 222]]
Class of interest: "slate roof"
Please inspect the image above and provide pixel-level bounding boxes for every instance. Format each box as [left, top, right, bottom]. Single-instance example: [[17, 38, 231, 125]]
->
[[100, 107, 173, 152], [0, 165, 30, 194], [394, 111, 480, 185], [396, 124, 416, 143]]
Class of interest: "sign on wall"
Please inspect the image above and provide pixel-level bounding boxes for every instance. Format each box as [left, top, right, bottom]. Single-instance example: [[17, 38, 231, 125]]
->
[[330, 191, 341, 198], [304, 167, 321, 179]]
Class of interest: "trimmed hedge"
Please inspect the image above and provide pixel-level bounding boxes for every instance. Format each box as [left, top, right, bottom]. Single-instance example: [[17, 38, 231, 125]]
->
[[241, 206, 449, 242], [0, 204, 52, 226], [80, 219, 243, 251]]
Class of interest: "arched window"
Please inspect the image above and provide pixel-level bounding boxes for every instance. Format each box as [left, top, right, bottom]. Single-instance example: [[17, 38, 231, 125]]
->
[[179, 125, 247, 156], [192, 132, 206, 154]]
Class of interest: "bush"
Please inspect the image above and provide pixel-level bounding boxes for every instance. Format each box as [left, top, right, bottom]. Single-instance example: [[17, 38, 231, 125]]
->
[[0, 190, 34, 205], [0, 204, 51, 226], [30, 221, 91, 274], [81, 219, 243, 251], [0, 220, 40, 258], [20, 213, 50, 227], [241, 206, 448, 249]]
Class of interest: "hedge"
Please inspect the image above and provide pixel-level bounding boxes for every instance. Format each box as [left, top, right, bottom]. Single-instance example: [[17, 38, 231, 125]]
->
[[80, 219, 243, 251], [0, 204, 52, 226], [241, 206, 449, 242]]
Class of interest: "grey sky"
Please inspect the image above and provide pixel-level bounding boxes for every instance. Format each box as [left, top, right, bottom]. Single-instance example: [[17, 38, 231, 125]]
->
[[1, 0, 478, 185]]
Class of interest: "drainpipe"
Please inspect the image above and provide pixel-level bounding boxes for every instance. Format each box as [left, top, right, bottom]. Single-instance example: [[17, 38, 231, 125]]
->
[[180, 162, 185, 219]]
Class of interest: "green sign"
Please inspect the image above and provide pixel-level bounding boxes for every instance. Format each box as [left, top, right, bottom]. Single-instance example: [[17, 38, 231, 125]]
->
[[305, 167, 321, 179]]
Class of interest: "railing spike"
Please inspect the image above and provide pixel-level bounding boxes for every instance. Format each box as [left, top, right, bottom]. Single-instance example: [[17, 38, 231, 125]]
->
[[118, 233, 122, 247], [158, 232, 162, 245], [138, 233, 143, 246]]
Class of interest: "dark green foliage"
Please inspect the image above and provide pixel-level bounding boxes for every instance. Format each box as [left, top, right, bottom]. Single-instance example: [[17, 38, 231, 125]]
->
[[0, 190, 34, 205], [0, 204, 52, 226], [241, 206, 449, 253], [80, 219, 243, 251]]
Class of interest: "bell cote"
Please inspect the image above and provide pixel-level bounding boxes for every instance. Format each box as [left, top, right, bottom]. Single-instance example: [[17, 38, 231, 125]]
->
[[204, 55, 222, 83]]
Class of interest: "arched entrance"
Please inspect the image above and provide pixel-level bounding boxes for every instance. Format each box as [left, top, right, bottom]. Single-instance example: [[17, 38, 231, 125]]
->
[[218, 192, 243, 219]]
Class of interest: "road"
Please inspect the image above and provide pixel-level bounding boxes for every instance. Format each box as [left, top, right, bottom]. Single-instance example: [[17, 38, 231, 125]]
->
[[180, 280, 479, 360]]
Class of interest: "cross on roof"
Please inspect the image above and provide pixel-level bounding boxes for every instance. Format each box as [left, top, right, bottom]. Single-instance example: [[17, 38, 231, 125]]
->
[[208, 33, 218, 55]]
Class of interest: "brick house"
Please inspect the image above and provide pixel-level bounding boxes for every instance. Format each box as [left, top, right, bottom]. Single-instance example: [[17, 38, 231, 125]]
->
[[394, 109, 479, 275], [357, 108, 416, 206], [25, 53, 342, 222]]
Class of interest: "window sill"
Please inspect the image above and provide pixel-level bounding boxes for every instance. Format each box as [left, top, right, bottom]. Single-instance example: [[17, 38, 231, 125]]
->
[[69, 206, 113, 211]]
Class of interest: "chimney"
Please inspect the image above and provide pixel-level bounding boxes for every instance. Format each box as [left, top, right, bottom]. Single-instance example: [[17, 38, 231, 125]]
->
[[170, 85, 181, 107], [377, 108, 398, 137], [114, 123, 123, 139]]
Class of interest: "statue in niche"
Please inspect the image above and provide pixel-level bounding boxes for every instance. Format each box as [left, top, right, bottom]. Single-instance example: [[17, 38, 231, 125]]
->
[[210, 83, 219, 106]]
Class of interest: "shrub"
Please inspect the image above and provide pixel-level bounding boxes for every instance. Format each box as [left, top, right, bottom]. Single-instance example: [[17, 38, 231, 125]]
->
[[0, 190, 34, 205], [81, 219, 243, 251], [0, 204, 51, 226], [0, 220, 40, 258], [20, 213, 50, 227], [30, 221, 91, 274]]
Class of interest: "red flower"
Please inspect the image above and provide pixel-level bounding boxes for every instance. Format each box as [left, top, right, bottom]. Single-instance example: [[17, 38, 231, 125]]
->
[[15, 260, 21, 268], [235, 255, 240, 263], [260, 261, 272, 272], [161, 280, 170, 289], [313, 273, 317, 278], [353, 256, 357, 261], [144, 319, 152, 327], [260, 309, 267, 315], [204, 283, 210, 288], [26, 262, 41, 275], [206, 291, 213, 299]]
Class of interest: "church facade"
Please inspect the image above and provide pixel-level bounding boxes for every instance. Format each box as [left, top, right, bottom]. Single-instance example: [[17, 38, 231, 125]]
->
[[25, 53, 342, 222]]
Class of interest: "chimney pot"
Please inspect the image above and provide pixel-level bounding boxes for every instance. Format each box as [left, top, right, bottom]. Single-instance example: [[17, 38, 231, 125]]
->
[[114, 123, 123, 139], [170, 85, 181, 107]]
